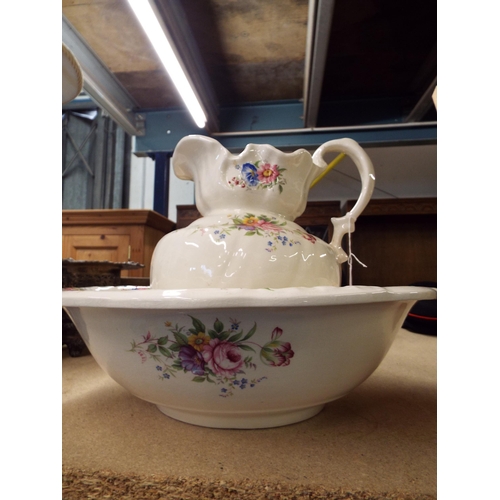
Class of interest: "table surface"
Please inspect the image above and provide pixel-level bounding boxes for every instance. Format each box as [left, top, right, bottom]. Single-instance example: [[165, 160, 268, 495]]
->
[[62, 328, 436, 497]]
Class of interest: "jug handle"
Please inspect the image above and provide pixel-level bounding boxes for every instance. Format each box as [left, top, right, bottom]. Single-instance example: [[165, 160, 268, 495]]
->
[[312, 138, 375, 264]]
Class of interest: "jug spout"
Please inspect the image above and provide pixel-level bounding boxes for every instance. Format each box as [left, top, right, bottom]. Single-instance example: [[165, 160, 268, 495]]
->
[[172, 135, 227, 182]]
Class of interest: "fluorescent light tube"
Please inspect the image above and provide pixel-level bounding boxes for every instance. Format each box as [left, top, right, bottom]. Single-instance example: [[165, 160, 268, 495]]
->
[[127, 0, 207, 128]]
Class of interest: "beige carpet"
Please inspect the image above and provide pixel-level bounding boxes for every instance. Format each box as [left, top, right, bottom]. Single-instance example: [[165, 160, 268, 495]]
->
[[62, 468, 436, 499], [62, 329, 436, 499]]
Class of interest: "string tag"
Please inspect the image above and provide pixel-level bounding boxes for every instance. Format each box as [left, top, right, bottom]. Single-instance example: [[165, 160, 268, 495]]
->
[[347, 220, 367, 286]]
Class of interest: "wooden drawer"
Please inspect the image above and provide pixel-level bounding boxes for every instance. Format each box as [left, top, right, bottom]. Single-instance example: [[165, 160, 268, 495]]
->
[[62, 234, 131, 263]]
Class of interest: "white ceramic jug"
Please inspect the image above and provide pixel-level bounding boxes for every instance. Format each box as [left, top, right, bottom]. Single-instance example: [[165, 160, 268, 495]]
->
[[151, 135, 375, 289]]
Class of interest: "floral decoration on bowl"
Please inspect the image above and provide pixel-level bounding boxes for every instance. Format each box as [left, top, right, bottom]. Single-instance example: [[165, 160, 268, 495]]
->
[[129, 316, 294, 397]]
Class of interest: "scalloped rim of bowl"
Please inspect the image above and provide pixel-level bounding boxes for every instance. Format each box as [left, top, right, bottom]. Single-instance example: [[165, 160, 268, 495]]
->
[[62, 285, 437, 309]]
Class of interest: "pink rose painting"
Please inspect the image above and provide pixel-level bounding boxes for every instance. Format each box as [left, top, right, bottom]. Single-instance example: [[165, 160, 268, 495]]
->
[[202, 338, 244, 377], [129, 316, 294, 397]]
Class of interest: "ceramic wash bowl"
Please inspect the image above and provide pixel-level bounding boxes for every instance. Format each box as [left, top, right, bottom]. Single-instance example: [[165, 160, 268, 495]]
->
[[62, 284, 436, 429]]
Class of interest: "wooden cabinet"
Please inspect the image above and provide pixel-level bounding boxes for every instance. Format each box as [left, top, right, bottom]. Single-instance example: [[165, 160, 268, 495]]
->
[[62, 210, 175, 277], [62, 201, 435, 285]]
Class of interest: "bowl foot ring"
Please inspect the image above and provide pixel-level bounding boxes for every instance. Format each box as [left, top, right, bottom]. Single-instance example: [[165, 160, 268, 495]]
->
[[156, 404, 325, 429]]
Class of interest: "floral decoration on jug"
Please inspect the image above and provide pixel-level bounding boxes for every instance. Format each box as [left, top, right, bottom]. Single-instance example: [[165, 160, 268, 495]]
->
[[129, 316, 294, 397], [228, 161, 286, 193], [197, 213, 317, 252]]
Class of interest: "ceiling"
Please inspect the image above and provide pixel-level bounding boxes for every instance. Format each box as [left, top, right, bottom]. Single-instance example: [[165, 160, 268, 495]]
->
[[62, 0, 436, 146]]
